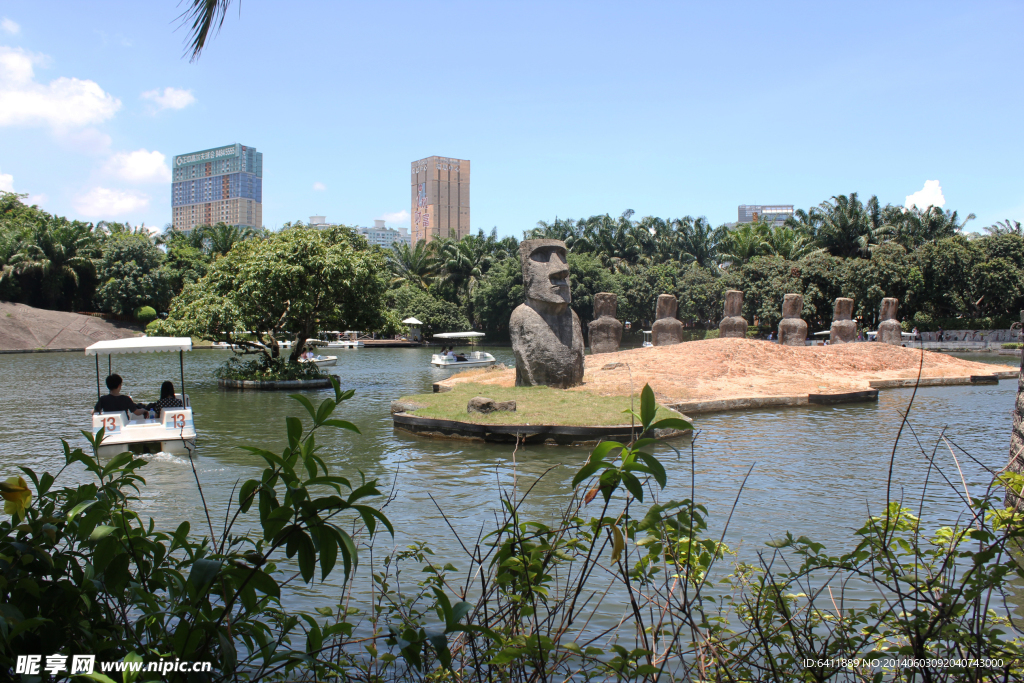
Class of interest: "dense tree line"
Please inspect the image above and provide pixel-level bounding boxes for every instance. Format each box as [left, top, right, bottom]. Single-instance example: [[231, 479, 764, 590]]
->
[[0, 191, 261, 320], [3, 190, 1022, 337], [391, 195, 1023, 337]]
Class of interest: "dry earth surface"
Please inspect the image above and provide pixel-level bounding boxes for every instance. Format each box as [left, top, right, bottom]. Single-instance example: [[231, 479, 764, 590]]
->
[[440, 338, 1018, 406], [0, 302, 142, 351]]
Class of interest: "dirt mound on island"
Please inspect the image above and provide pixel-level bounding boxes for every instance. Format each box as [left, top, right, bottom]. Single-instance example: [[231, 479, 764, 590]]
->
[[0, 302, 142, 351], [441, 338, 1018, 407]]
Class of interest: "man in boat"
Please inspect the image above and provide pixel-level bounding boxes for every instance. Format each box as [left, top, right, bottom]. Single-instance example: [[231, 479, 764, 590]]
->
[[93, 374, 147, 419]]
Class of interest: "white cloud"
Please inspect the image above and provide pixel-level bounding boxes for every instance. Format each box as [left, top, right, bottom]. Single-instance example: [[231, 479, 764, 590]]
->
[[141, 87, 195, 111], [905, 180, 946, 210], [312, 181, 326, 191], [103, 149, 171, 183], [74, 187, 149, 217], [0, 47, 120, 130], [0, 168, 12, 192], [26, 193, 45, 206], [378, 210, 410, 224], [1, 18, 19, 35]]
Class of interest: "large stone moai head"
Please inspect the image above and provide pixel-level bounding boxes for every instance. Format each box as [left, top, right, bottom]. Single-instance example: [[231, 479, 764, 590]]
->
[[829, 297, 857, 344], [588, 292, 623, 354], [877, 297, 902, 345], [652, 294, 684, 346], [719, 289, 748, 338], [510, 239, 584, 388], [520, 239, 571, 311], [777, 293, 807, 346]]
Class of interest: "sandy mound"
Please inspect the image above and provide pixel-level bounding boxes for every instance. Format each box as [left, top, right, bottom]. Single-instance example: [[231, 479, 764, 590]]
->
[[442, 338, 1018, 405], [0, 302, 142, 351]]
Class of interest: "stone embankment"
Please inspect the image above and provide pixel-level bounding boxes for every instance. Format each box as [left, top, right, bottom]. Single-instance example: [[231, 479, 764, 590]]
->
[[437, 338, 1018, 415], [0, 302, 142, 352]]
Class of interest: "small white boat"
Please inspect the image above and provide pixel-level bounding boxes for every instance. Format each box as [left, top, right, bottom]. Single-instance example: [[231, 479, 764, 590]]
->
[[300, 354, 338, 368], [86, 337, 197, 459], [642, 330, 653, 348], [325, 331, 364, 348], [431, 331, 496, 367]]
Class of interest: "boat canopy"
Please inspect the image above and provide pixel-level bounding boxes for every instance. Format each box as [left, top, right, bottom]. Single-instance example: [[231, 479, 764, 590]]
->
[[85, 337, 192, 356], [812, 331, 831, 336], [402, 317, 424, 325], [343, 330, 361, 334], [433, 331, 485, 338]]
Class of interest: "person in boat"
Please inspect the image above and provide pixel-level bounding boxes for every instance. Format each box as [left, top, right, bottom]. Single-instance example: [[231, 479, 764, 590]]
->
[[94, 373, 147, 418], [145, 381, 184, 418]]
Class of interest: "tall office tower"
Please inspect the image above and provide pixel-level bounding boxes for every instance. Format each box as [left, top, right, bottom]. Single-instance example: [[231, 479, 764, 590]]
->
[[737, 204, 794, 226], [410, 156, 470, 244], [172, 144, 263, 231]]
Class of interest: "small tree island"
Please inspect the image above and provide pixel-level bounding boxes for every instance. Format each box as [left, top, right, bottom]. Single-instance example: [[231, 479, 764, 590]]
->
[[152, 225, 391, 381]]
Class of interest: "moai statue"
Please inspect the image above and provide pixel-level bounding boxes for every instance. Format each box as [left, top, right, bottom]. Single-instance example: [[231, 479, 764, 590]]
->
[[509, 239, 585, 388], [777, 293, 807, 346], [877, 297, 902, 345], [588, 292, 623, 354], [829, 298, 857, 344], [719, 290, 748, 338], [651, 294, 685, 346]]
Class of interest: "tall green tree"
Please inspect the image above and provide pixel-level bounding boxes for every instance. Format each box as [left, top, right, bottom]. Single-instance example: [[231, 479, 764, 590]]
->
[[814, 193, 892, 258], [160, 226, 390, 363], [388, 239, 437, 289], [94, 233, 172, 316], [10, 215, 98, 310]]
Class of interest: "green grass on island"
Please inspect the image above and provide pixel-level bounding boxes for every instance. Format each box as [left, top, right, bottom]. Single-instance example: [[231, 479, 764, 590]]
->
[[398, 383, 686, 426]]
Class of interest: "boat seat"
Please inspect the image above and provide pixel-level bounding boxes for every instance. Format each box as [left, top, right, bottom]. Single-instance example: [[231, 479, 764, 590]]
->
[[175, 393, 191, 408]]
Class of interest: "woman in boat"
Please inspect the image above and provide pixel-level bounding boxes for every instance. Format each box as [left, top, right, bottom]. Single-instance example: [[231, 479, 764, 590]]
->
[[146, 381, 184, 418]]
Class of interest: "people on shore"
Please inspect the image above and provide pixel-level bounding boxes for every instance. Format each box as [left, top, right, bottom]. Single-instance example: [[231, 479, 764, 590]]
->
[[93, 374, 147, 418], [146, 381, 184, 418]]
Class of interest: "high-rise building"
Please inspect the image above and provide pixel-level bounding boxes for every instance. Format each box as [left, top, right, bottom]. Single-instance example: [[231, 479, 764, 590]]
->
[[358, 220, 411, 248], [411, 156, 470, 243], [172, 143, 262, 232], [737, 204, 793, 226]]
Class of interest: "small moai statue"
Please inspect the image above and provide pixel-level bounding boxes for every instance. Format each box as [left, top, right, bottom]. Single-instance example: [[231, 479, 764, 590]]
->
[[719, 290, 748, 338], [877, 297, 902, 345], [588, 292, 623, 354], [829, 298, 857, 344], [651, 294, 685, 346], [777, 293, 807, 346]]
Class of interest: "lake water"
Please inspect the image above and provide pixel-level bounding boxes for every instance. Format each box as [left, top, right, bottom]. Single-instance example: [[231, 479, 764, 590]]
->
[[0, 346, 1020, 612]]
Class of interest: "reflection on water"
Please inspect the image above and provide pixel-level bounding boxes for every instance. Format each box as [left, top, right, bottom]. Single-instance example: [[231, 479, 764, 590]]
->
[[0, 347, 1019, 608]]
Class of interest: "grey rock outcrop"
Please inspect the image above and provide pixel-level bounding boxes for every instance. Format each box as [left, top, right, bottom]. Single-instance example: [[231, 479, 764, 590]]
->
[[651, 294, 685, 346], [719, 290, 749, 338], [588, 292, 623, 354], [510, 239, 585, 388], [877, 297, 902, 345], [829, 298, 857, 344], [777, 294, 807, 346], [467, 396, 517, 414]]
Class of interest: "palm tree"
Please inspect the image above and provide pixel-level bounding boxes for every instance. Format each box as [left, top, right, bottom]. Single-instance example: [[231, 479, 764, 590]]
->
[[10, 216, 98, 309], [389, 239, 437, 289], [761, 225, 820, 260], [814, 193, 891, 258], [718, 222, 766, 266], [676, 216, 726, 268], [206, 222, 254, 257], [984, 219, 1022, 237]]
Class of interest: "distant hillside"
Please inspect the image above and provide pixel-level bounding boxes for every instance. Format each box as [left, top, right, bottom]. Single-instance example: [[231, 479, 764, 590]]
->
[[0, 302, 142, 351]]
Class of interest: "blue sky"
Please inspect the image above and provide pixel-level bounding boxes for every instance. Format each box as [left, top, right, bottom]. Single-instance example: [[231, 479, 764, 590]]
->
[[0, 1, 1021, 236]]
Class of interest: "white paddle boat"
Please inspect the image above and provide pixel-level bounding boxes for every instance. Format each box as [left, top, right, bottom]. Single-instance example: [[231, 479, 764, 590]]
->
[[86, 337, 197, 459]]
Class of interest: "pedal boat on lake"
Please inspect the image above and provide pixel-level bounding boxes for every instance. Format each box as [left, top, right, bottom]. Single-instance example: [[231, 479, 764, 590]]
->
[[430, 331, 496, 368], [86, 337, 197, 459]]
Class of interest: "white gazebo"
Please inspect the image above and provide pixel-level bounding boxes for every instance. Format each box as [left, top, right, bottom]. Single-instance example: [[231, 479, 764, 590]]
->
[[402, 317, 423, 342]]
